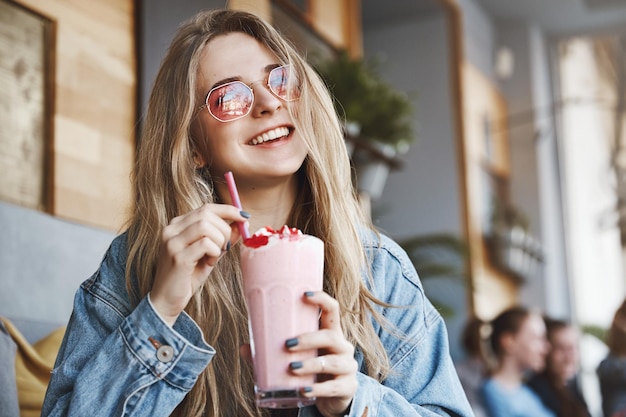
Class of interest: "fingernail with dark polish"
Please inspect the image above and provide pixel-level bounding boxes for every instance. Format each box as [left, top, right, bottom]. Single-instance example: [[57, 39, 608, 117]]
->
[[289, 361, 303, 370], [285, 338, 299, 348], [240, 210, 251, 219], [304, 291, 315, 297], [302, 386, 313, 393], [225, 241, 231, 251]]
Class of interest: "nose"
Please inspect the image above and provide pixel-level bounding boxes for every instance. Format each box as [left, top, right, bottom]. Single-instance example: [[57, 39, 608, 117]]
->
[[250, 82, 282, 118]]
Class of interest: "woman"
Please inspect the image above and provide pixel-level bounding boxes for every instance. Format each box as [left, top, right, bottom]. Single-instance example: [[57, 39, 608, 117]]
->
[[40, 9, 471, 417], [527, 318, 590, 417], [455, 316, 489, 417], [481, 306, 555, 417], [597, 298, 626, 417]]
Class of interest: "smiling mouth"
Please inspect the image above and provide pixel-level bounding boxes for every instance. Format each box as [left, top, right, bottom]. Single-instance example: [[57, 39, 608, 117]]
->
[[249, 127, 291, 145]]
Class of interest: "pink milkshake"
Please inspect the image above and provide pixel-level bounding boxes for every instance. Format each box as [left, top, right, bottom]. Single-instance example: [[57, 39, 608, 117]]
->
[[241, 226, 324, 408]]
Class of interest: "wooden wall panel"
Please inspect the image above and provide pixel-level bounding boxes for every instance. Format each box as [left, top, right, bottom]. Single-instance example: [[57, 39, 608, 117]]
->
[[311, 0, 345, 48], [462, 61, 517, 319], [229, 0, 271, 22], [270, 0, 362, 55], [14, 0, 135, 231]]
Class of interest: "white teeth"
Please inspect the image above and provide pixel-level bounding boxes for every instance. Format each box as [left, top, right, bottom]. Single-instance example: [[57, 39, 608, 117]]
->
[[251, 127, 290, 145]]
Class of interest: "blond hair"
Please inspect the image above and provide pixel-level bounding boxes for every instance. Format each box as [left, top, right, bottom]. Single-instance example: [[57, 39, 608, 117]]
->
[[126, 9, 390, 417]]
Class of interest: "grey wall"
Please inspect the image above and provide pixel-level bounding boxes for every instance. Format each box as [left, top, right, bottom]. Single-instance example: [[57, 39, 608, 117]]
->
[[139, 0, 224, 114], [365, 14, 462, 238], [457, 0, 496, 80], [495, 23, 571, 316], [527, 28, 570, 318], [363, 11, 467, 360], [0, 202, 114, 326], [495, 23, 548, 311]]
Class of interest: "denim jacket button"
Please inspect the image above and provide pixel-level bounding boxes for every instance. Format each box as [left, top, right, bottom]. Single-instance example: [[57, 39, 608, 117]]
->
[[156, 345, 174, 363]]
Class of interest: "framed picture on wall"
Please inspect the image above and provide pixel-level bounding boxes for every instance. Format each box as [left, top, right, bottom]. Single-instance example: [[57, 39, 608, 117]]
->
[[0, 0, 54, 211]]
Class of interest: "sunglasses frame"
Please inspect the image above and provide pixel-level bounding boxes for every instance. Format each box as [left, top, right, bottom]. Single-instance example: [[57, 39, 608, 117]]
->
[[200, 64, 299, 123]]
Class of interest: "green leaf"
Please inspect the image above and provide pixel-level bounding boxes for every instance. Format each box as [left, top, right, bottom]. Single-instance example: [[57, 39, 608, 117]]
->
[[581, 324, 608, 343], [313, 51, 416, 150], [396, 233, 469, 318]]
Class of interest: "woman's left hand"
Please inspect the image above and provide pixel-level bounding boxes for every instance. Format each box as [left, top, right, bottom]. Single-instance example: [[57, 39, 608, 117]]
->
[[286, 291, 358, 417]]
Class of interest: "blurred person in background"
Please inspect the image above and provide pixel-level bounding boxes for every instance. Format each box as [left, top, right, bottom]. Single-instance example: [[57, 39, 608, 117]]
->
[[527, 317, 590, 417], [455, 316, 489, 417], [597, 298, 626, 417], [481, 306, 555, 417]]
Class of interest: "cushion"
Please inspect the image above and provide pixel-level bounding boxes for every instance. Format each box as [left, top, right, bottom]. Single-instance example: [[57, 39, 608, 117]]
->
[[0, 318, 65, 417]]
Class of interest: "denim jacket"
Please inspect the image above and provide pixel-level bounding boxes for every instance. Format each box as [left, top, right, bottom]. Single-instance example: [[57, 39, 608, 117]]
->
[[41, 230, 473, 417]]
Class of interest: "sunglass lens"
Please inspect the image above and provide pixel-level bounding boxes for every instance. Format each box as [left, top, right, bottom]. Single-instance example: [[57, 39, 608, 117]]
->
[[268, 66, 299, 101], [208, 82, 253, 121]]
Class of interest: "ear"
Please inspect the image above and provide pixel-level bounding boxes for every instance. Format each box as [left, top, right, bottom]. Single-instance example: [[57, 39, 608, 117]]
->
[[500, 332, 516, 353], [189, 122, 208, 168], [191, 147, 207, 168]]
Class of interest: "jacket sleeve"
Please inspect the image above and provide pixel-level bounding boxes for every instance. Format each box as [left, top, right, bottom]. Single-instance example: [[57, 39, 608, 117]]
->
[[343, 310, 474, 416], [309, 234, 473, 417], [41, 247, 214, 417]]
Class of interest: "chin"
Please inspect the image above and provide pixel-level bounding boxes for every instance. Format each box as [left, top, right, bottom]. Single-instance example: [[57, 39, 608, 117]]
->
[[263, 160, 306, 177]]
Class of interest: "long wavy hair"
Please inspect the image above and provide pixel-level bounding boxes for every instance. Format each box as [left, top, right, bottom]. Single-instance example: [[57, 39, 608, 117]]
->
[[125, 9, 390, 417]]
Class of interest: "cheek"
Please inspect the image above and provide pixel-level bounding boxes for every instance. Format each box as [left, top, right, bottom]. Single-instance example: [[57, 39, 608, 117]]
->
[[552, 353, 566, 366], [513, 344, 530, 361], [191, 118, 211, 154], [525, 341, 545, 359], [518, 349, 539, 369], [192, 118, 230, 164]]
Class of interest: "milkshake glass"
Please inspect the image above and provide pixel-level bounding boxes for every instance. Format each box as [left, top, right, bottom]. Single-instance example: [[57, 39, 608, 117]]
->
[[240, 226, 324, 408]]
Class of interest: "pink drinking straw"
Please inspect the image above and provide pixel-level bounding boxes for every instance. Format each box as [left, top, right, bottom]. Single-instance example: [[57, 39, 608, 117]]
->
[[224, 171, 251, 240]]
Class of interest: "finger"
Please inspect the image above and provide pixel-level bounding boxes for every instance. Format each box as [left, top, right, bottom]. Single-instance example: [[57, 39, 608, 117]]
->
[[164, 217, 228, 261], [239, 344, 252, 364], [187, 236, 222, 268], [226, 221, 243, 248], [302, 291, 342, 331], [301, 375, 357, 399], [168, 204, 247, 232], [163, 210, 227, 252], [289, 354, 357, 376], [286, 329, 353, 354]]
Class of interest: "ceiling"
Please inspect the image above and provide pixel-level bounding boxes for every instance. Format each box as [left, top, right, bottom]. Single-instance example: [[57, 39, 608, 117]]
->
[[362, 0, 626, 36], [361, 0, 442, 27], [474, 0, 626, 36]]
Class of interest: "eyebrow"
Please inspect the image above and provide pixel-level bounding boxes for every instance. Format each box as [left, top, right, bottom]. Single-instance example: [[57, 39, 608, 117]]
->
[[208, 63, 281, 91]]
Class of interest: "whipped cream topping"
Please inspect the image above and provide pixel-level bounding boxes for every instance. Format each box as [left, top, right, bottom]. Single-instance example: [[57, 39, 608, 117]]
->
[[250, 127, 290, 145], [244, 225, 303, 248]]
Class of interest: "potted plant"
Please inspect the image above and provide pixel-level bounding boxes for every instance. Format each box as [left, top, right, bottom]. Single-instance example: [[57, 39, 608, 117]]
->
[[397, 233, 468, 318], [314, 51, 416, 199], [486, 200, 544, 282]]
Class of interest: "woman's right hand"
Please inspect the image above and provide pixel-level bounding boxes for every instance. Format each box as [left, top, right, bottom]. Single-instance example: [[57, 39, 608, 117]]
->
[[149, 204, 249, 325]]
